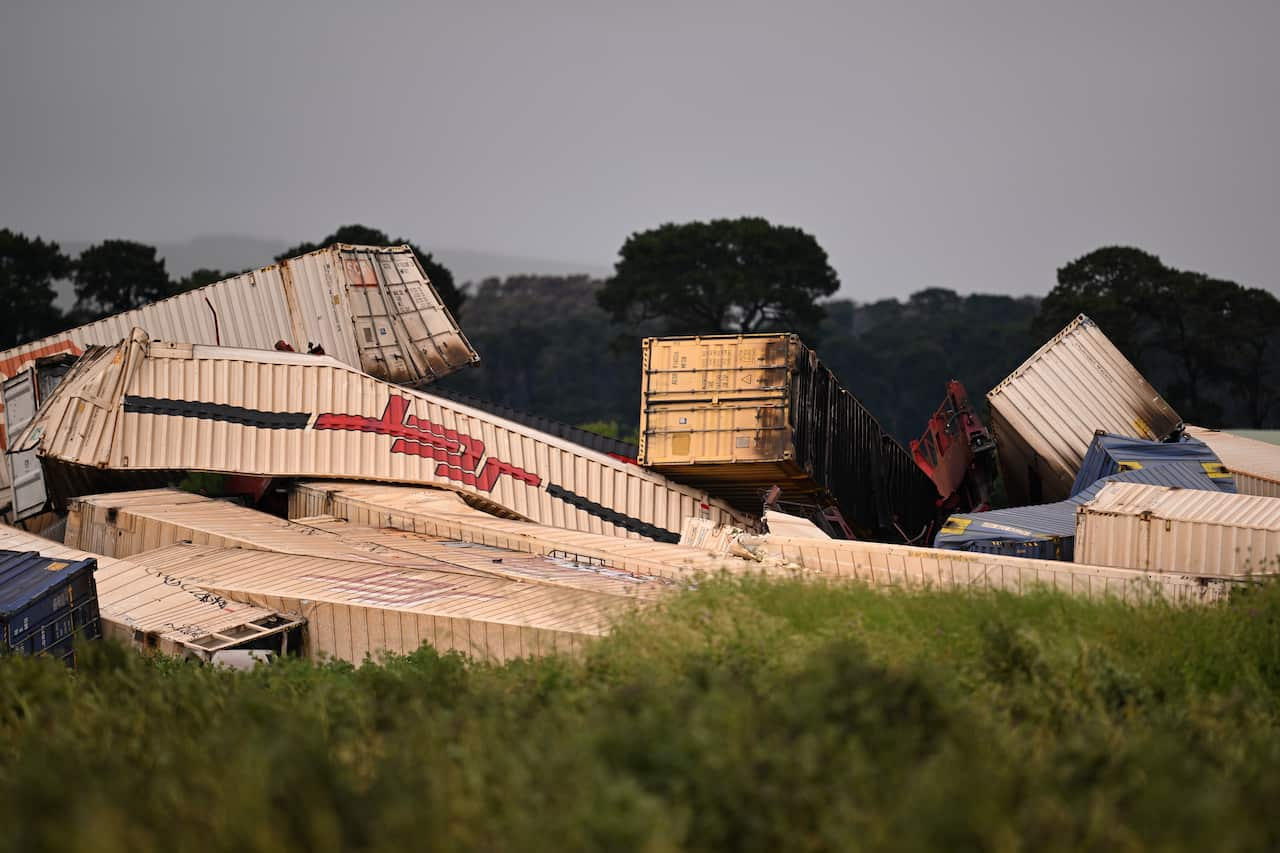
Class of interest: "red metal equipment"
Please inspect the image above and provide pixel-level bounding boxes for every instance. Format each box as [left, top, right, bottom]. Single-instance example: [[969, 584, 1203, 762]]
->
[[911, 381, 996, 513]]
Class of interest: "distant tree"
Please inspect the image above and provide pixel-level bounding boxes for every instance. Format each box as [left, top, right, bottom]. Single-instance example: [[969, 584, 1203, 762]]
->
[[174, 268, 226, 293], [1034, 246, 1280, 426], [277, 224, 463, 315], [73, 240, 172, 319], [0, 229, 71, 348], [598, 217, 840, 335]]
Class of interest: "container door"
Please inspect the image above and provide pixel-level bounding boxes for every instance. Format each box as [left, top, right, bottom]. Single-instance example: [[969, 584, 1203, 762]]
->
[[3, 368, 48, 520], [342, 249, 476, 385]]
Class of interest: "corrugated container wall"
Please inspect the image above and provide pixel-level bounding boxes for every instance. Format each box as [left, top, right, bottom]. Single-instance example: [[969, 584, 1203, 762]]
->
[[126, 543, 624, 664], [288, 482, 766, 581], [13, 331, 747, 543], [639, 334, 938, 542], [988, 315, 1183, 504], [0, 244, 477, 449], [0, 549, 101, 665], [66, 488, 662, 600], [1185, 426, 1280, 498], [936, 461, 1235, 561], [1074, 482, 1280, 577], [0, 525, 302, 659]]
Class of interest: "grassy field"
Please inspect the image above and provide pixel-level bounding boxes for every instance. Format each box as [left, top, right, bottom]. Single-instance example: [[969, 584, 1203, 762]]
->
[[4, 576, 1280, 852]]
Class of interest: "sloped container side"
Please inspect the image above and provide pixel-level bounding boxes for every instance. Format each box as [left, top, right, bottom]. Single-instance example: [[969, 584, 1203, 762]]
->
[[288, 481, 764, 581], [1070, 433, 1235, 497], [0, 525, 302, 659], [66, 488, 661, 600], [126, 543, 626, 664], [13, 331, 747, 543], [0, 244, 477, 448], [639, 334, 937, 542], [1185, 426, 1280, 498], [988, 315, 1182, 505], [1074, 482, 1280, 577], [0, 548, 100, 665], [936, 461, 1232, 561]]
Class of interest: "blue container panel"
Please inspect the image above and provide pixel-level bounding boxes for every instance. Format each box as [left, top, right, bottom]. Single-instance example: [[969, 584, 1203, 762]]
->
[[1071, 434, 1235, 497], [0, 550, 101, 667]]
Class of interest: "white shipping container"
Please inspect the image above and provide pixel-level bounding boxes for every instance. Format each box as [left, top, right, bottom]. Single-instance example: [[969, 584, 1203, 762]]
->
[[67, 488, 662, 599], [1074, 482, 1280, 577], [289, 481, 766, 580], [125, 543, 626, 664], [0, 524, 302, 658], [14, 331, 748, 541], [749, 532, 1238, 604], [1185, 425, 1280, 498], [0, 244, 477, 448], [988, 315, 1182, 504]]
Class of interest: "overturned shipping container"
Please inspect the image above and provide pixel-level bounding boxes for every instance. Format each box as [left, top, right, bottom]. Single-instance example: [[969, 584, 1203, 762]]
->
[[1070, 432, 1235, 498], [639, 334, 938, 542], [0, 244, 476, 437], [289, 482, 765, 581], [12, 331, 747, 539], [125, 543, 628, 664], [935, 461, 1232, 561], [1184, 426, 1280, 498], [67, 488, 662, 600], [0, 526, 302, 660], [1074, 482, 1280, 577], [988, 315, 1183, 505]]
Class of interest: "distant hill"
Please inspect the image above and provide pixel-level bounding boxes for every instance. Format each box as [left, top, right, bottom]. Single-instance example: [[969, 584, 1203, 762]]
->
[[52, 235, 610, 307]]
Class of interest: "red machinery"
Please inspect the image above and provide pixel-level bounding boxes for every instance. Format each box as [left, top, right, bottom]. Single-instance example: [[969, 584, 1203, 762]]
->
[[911, 381, 996, 514]]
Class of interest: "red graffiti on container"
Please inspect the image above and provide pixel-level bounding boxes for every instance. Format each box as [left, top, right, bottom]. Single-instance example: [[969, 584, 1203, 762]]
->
[[313, 395, 542, 493]]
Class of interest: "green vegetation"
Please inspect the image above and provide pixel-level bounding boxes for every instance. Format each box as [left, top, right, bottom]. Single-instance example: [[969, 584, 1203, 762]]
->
[[5, 577, 1280, 851]]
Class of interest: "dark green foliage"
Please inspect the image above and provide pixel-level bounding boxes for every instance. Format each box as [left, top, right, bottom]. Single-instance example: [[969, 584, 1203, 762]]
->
[[73, 239, 173, 320], [0, 229, 71, 348], [438, 275, 645, 428], [276, 224, 463, 316], [5, 578, 1280, 852], [1035, 246, 1280, 426], [817, 289, 1041, 439], [598, 217, 840, 336], [174, 267, 226, 293]]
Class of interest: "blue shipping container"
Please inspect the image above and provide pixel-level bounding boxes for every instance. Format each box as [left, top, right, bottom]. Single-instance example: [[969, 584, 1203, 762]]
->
[[1070, 433, 1235, 498], [935, 462, 1233, 561], [0, 549, 102, 666]]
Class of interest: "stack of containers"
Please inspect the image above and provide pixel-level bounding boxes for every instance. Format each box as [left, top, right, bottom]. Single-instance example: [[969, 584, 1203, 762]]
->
[[0, 549, 101, 665]]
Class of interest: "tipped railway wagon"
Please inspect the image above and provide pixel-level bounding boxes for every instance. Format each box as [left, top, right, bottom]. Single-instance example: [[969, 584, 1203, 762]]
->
[[639, 333, 938, 542], [11, 330, 748, 538]]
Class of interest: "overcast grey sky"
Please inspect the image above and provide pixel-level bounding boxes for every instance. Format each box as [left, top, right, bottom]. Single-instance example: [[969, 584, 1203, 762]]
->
[[2, 0, 1276, 299]]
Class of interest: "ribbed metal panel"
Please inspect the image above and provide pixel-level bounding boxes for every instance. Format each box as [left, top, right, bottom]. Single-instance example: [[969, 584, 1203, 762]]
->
[[1185, 425, 1280, 498], [16, 332, 748, 542], [1075, 482, 1280, 577], [751, 534, 1239, 605], [0, 244, 477, 449], [0, 525, 300, 658], [988, 315, 1183, 504], [67, 488, 661, 600], [288, 481, 764, 581], [127, 542, 626, 664]]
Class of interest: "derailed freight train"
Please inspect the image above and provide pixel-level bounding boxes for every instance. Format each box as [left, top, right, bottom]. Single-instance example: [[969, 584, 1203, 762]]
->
[[639, 334, 939, 543], [9, 330, 748, 539]]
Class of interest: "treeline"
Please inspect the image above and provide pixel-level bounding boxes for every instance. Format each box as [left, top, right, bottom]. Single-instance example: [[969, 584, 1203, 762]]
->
[[4, 219, 1278, 437], [435, 278, 1043, 442]]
